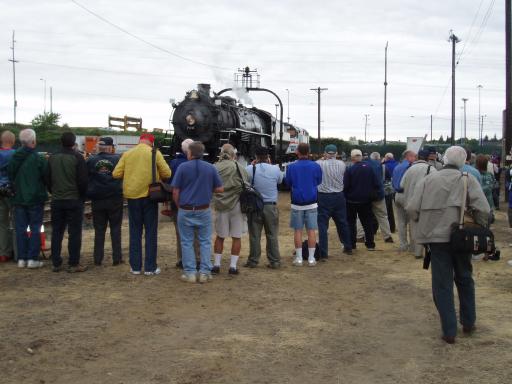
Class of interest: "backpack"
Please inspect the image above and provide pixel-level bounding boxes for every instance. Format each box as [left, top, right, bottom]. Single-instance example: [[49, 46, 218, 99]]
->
[[235, 163, 264, 215]]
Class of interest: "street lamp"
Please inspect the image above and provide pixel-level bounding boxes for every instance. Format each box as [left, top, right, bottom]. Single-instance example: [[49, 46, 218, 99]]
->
[[477, 85, 483, 145], [364, 114, 370, 143], [285, 88, 290, 123], [462, 98, 468, 145], [40, 78, 46, 113]]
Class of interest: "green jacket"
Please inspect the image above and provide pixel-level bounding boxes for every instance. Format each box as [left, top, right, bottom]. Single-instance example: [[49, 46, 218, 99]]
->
[[8, 147, 48, 206], [213, 159, 248, 212], [48, 148, 88, 200]]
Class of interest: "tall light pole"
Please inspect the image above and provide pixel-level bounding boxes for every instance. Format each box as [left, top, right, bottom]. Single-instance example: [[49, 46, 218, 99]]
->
[[274, 103, 279, 120], [477, 85, 483, 145], [364, 114, 370, 143], [449, 31, 461, 145], [462, 98, 468, 145], [40, 78, 47, 113], [50, 86, 53, 114], [384, 41, 389, 145], [8, 30, 18, 127], [310, 87, 328, 154], [285, 88, 290, 123]]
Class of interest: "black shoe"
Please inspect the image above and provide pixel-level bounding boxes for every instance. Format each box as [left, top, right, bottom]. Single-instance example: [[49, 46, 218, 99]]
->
[[94, 262, 102, 267], [211, 265, 220, 274], [343, 249, 353, 255], [112, 259, 124, 266], [319, 256, 328, 262], [488, 250, 500, 261], [267, 262, 281, 269], [175, 261, 183, 269], [52, 265, 62, 272], [442, 335, 455, 344], [228, 267, 239, 275], [244, 261, 258, 268], [384, 237, 394, 243], [463, 325, 476, 334]]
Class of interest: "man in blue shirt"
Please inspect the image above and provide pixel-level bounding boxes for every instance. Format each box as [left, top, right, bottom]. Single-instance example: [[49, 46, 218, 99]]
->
[[344, 149, 381, 250], [392, 149, 417, 251], [285, 143, 322, 266], [244, 146, 283, 269], [168, 138, 194, 268], [461, 148, 482, 184], [171, 141, 223, 283], [0, 130, 16, 262]]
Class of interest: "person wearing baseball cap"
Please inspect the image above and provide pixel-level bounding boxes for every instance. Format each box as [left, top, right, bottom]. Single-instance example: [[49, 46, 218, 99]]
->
[[425, 146, 443, 170], [316, 144, 352, 259], [113, 132, 171, 276], [343, 148, 380, 251], [86, 137, 123, 266]]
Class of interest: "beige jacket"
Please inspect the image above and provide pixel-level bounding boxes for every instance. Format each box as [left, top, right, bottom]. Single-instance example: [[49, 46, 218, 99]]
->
[[406, 167, 490, 244], [400, 160, 436, 204]]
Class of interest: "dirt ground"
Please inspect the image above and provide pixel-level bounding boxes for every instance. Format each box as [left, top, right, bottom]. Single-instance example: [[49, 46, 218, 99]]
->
[[1, 193, 511, 384]]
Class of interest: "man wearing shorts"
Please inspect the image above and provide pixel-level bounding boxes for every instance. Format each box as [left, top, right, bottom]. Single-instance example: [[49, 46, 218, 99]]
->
[[285, 143, 322, 266], [212, 144, 248, 275]]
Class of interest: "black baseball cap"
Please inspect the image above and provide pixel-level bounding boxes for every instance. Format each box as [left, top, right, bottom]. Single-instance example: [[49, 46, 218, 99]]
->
[[99, 137, 114, 146]]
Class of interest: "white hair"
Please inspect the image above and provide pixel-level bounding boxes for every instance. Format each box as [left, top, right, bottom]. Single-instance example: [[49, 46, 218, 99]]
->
[[19, 129, 36, 146], [370, 152, 381, 160], [443, 146, 466, 169], [384, 152, 394, 160], [181, 138, 194, 153]]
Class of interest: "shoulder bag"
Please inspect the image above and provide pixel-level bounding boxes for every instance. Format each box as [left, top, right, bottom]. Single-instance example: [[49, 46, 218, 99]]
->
[[235, 162, 264, 214], [148, 148, 171, 202], [450, 172, 495, 255]]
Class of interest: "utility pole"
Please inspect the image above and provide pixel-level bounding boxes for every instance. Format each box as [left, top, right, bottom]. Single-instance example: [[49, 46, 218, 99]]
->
[[50, 86, 53, 114], [449, 31, 460, 145], [505, 0, 512, 159], [477, 84, 483, 145], [274, 103, 279, 120], [310, 87, 328, 154], [8, 30, 18, 127], [462, 98, 468, 145], [384, 41, 388, 145], [430, 114, 433, 142], [364, 114, 370, 143], [285, 88, 290, 123]]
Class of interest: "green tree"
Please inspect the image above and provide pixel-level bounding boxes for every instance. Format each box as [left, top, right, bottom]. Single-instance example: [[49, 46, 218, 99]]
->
[[438, 135, 444, 143], [31, 112, 61, 132]]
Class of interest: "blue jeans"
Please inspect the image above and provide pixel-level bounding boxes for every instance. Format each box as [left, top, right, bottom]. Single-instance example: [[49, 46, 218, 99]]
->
[[127, 198, 158, 272], [317, 192, 352, 258], [15, 204, 44, 261], [429, 243, 475, 337], [178, 208, 212, 275]]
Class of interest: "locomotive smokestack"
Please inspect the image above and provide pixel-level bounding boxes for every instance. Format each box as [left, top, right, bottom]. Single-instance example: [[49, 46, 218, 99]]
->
[[197, 84, 211, 97]]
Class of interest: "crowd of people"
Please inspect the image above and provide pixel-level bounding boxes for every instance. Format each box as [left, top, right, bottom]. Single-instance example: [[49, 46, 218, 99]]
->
[[0, 127, 509, 344]]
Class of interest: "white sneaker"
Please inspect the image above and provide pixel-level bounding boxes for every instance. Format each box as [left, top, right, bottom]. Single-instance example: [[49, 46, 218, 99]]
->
[[308, 259, 317, 267], [130, 269, 141, 275], [144, 267, 161, 276], [292, 258, 303, 267], [17, 260, 27, 268], [198, 273, 212, 283], [27, 260, 44, 269], [507, 260, 512, 267]]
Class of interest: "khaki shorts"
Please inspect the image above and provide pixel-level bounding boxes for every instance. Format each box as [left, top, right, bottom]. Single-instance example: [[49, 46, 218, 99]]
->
[[215, 202, 246, 238]]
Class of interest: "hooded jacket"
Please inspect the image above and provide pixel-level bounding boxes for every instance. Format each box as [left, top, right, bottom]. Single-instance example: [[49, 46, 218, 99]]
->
[[8, 147, 48, 206], [86, 152, 122, 200]]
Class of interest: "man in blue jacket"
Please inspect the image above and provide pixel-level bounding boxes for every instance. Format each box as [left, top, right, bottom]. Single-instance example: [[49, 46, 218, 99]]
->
[[343, 149, 381, 250], [285, 143, 322, 266], [86, 137, 123, 266]]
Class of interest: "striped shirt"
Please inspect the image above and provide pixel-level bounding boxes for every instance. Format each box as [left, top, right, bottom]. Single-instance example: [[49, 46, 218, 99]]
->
[[316, 157, 346, 193]]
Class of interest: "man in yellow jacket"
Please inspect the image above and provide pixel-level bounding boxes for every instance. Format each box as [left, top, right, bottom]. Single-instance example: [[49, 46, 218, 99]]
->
[[113, 133, 171, 275]]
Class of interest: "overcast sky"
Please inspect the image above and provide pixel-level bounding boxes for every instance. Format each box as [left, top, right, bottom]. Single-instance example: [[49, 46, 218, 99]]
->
[[0, 0, 507, 141]]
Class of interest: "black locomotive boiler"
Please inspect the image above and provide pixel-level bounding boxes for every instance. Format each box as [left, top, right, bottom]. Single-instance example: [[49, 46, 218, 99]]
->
[[169, 84, 307, 163]]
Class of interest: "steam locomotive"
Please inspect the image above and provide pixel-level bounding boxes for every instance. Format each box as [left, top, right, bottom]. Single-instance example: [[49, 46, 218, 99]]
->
[[168, 84, 309, 163]]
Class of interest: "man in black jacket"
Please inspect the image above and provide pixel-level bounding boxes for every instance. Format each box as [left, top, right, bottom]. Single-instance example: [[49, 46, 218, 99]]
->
[[86, 137, 123, 266], [48, 132, 88, 272]]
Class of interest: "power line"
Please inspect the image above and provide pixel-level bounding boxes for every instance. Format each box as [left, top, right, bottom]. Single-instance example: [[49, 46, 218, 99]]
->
[[456, 0, 485, 64], [70, 0, 230, 71]]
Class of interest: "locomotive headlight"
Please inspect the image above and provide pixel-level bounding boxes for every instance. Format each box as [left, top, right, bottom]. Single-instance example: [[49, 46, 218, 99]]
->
[[186, 114, 196, 126]]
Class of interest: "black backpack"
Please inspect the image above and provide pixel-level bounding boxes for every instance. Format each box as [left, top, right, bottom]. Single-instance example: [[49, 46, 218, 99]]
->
[[235, 163, 264, 215]]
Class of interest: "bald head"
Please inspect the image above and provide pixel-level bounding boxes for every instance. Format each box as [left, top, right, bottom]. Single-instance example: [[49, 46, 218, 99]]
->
[[1, 131, 15, 149]]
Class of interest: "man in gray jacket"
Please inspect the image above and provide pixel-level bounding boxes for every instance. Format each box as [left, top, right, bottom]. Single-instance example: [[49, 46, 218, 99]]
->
[[400, 149, 436, 259], [407, 146, 490, 344]]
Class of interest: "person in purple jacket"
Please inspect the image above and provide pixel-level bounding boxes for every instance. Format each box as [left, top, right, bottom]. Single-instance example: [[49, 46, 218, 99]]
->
[[285, 143, 322, 267]]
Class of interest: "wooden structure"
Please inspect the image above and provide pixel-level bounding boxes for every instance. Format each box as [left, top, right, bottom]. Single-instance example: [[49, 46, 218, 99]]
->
[[108, 115, 142, 131]]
